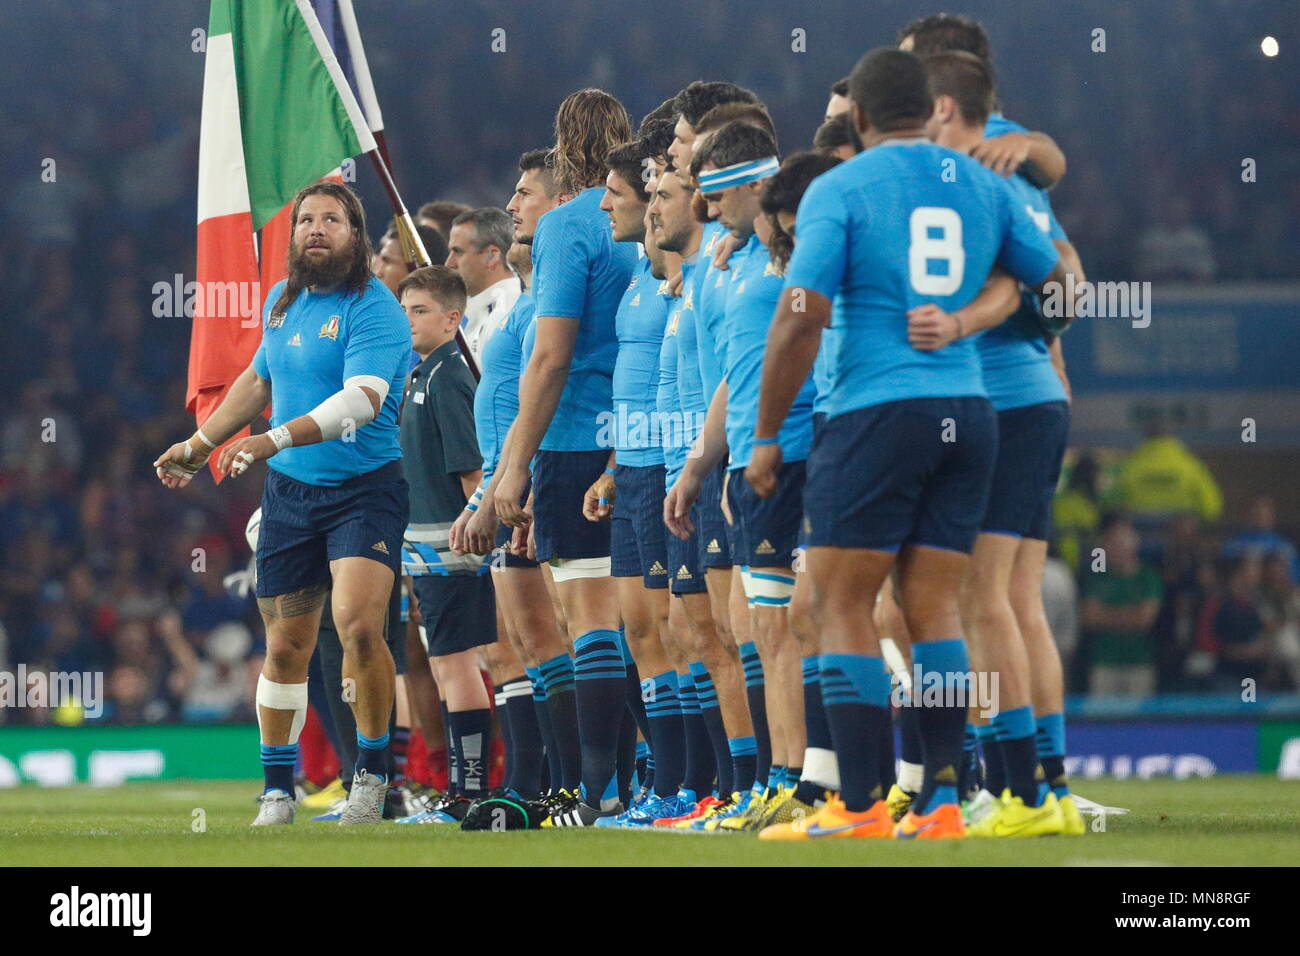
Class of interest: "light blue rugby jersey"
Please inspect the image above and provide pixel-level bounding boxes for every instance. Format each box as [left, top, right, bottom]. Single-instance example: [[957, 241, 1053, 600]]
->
[[784, 138, 1059, 419], [611, 255, 669, 467], [252, 276, 410, 486], [474, 292, 535, 478], [529, 187, 638, 452], [977, 169, 1069, 411], [693, 222, 732, 407], [720, 233, 816, 470], [657, 287, 688, 486], [674, 256, 707, 452]]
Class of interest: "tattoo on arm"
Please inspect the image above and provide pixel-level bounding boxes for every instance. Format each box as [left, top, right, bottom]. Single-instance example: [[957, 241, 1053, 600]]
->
[[258, 583, 329, 619]]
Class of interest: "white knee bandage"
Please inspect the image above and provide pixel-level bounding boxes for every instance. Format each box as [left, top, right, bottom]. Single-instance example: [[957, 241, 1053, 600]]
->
[[547, 556, 612, 582], [740, 566, 796, 607], [255, 675, 309, 744]]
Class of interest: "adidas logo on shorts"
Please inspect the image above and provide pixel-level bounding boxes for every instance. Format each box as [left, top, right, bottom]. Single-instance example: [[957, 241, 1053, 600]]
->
[[371, 540, 389, 555], [707, 539, 721, 554], [649, 561, 666, 576], [676, 565, 693, 580], [755, 539, 775, 555]]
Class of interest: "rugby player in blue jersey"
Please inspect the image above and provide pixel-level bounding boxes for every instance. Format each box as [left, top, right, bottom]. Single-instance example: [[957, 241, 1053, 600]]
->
[[490, 90, 640, 826], [919, 50, 1087, 837], [154, 182, 412, 826], [747, 49, 1071, 839]]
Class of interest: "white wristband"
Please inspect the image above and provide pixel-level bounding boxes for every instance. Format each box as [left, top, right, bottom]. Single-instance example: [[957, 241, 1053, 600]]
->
[[465, 488, 484, 513], [196, 427, 217, 450], [268, 424, 294, 451]]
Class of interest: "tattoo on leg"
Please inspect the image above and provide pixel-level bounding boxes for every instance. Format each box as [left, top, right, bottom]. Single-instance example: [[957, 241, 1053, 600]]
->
[[260, 583, 329, 619]]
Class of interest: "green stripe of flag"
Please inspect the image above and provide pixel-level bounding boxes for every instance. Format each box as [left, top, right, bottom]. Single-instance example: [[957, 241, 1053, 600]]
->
[[213, 0, 369, 228]]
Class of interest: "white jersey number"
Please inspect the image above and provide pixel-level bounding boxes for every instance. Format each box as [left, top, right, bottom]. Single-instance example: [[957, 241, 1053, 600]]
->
[[908, 206, 965, 296]]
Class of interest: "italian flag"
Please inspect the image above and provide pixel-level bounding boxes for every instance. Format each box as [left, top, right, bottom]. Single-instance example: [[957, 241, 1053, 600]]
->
[[187, 0, 377, 480]]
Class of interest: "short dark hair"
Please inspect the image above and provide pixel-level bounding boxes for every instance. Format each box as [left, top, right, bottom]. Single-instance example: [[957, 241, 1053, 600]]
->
[[847, 48, 933, 134], [673, 81, 760, 128], [760, 151, 843, 270], [638, 118, 678, 169], [831, 76, 849, 98], [640, 97, 678, 136], [416, 200, 472, 236], [449, 207, 514, 257], [398, 264, 467, 313], [812, 112, 860, 155], [518, 148, 560, 197], [691, 121, 779, 187], [923, 50, 995, 126], [695, 101, 777, 144], [898, 13, 991, 62], [379, 223, 448, 265], [605, 139, 655, 197]]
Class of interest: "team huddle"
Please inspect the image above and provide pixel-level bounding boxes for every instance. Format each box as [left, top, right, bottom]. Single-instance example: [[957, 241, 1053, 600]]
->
[[155, 13, 1091, 840]]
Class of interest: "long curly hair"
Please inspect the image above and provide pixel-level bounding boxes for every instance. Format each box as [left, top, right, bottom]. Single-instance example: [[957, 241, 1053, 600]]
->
[[550, 89, 633, 194], [272, 181, 374, 317]]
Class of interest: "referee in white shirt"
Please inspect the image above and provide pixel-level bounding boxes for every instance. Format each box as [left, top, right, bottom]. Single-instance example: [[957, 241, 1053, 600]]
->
[[445, 207, 523, 364]]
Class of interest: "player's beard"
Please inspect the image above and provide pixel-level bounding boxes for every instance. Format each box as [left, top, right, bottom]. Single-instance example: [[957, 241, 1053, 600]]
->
[[288, 238, 354, 290]]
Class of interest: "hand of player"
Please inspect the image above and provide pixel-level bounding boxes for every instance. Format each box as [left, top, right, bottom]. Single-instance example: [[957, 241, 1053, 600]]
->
[[663, 471, 701, 540], [153, 437, 210, 488], [907, 303, 962, 350], [217, 433, 278, 479], [667, 271, 684, 297], [744, 442, 784, 500], [971, 131, 1032, 178], [583, 472, 616, 522], [449, 509, 472, 555], [463, 501, 500, 556], [494, 464, 530, 528], [712, 231, 740, 271]]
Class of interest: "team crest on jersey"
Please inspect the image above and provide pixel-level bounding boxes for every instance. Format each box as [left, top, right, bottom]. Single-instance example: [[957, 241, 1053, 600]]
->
[[267, 312, 286, 329], [763, 260, 783, 278], [319, 315, 340, 340]]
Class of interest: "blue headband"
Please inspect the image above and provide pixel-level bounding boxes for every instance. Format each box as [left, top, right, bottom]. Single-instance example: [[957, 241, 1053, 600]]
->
[[697, 156, 780, 194]]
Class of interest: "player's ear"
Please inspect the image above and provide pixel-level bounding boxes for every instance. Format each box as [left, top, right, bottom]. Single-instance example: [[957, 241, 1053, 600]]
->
[[851, 101, 869, 139]]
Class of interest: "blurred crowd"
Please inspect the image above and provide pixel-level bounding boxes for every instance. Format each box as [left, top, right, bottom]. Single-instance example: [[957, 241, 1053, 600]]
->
[[2, 0, 1298, 723], [1047, 431, 1300, 696]]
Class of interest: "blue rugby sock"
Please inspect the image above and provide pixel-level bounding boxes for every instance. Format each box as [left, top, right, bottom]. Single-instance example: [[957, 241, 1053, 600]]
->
[[573, 629, 627, 809], [740, 641, 770, 789], [355, 731, 389, 783], [912, 639, 970, 815], [644, 670, 685, 797], [260, 743, 297, 795], [727, 736, 758, 798], [539, 652, 582, 792], [689, 662, 733, 796], [527, 667, 561, 796], [1036, 712, 1071, 800], [678, 669, 716, 798], [976, 722, 1004, 795], [820, 653, 891, 813], [993, 705, 1041, 806]]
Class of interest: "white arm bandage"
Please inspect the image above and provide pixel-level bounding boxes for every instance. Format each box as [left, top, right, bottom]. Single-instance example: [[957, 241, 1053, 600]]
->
[[307, 375, 389, 440]]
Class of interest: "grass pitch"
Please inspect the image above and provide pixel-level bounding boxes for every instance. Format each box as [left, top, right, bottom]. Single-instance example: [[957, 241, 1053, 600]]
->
[[2, 776, 1296, 866]]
